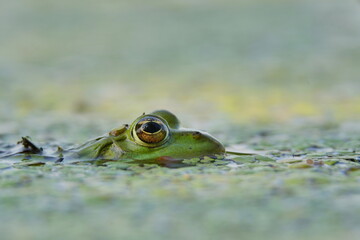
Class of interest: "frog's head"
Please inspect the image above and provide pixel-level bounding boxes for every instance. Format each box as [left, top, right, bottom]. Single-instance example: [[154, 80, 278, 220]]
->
[[108, 110, 225, 160]]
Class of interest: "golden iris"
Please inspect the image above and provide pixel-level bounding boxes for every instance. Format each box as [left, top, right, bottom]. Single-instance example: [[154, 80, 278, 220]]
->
[[132, 117, 169, 146]]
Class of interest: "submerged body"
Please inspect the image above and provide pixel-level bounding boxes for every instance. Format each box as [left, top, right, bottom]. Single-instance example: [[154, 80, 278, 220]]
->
[[1, 110, 225, 162]]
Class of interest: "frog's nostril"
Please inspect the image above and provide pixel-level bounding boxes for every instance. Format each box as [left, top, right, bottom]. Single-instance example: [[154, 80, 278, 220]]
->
[[192, 131, 202, 139]]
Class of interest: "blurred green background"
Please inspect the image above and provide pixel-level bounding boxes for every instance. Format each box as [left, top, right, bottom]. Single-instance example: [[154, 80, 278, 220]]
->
[[1, 0, 359, 124], [1, 1, 360, 240]]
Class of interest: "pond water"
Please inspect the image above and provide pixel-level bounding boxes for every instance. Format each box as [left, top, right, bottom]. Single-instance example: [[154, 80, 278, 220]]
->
[[1, 0, 360, 239]]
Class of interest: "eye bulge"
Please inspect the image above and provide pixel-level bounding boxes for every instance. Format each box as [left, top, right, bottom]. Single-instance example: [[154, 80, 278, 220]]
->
[[133, 116, 169, 145]]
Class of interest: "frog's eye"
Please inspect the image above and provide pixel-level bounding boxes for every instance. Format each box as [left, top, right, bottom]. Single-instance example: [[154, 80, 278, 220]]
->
[[132, 116, 169, 147]]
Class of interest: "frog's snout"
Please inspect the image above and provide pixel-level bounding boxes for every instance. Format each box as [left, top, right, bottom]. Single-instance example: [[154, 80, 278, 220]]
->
[[191, 131, 225, 154]]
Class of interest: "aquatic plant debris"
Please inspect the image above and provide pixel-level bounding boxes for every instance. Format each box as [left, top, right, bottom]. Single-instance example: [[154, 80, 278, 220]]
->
[[18, 137, 42, 153]]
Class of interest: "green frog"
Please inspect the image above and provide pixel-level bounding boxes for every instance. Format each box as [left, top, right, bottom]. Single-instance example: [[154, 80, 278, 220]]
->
[[1, 110, 226, 163], [70, 110, 225, 161]]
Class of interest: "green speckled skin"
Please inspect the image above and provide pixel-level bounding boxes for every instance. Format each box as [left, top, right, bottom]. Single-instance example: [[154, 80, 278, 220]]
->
[[71, 110, 225, 160]]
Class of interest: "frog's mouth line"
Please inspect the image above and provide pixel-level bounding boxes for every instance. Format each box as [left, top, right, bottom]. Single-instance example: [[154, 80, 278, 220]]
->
[[225, 151, 255, 156]]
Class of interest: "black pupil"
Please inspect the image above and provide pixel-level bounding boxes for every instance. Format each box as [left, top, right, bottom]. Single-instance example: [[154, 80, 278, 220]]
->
[[142, 122, 161, 133]]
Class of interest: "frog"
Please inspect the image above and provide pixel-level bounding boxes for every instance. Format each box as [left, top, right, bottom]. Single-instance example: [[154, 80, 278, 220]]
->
[[0, 110, 226, 163], [69, 109, 226, 161]]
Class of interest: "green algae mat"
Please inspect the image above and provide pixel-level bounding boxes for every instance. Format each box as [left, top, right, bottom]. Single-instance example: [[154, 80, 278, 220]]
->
[[0, 119, 359, 240], [1, 0, 360, 239]]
